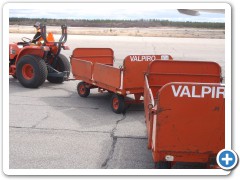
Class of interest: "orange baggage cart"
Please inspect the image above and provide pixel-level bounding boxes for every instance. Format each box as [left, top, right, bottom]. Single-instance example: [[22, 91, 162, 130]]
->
[[70, 48, 172, 113], [144, 60, 224, 168]]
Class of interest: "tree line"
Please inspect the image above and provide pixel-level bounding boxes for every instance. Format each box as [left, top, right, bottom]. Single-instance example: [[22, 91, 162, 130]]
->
[[9, 18, 225, 29]]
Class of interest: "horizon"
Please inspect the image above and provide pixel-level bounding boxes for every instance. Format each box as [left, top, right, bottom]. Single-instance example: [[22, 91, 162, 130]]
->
[[9, 6, 225, 23], [9, 17, 225, 23]]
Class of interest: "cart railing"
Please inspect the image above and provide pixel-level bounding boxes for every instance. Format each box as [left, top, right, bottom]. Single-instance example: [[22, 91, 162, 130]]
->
[[144, 76, 155, 149]]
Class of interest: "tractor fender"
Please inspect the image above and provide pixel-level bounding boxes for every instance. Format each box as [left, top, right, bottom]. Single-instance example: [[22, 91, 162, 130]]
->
[[9, 43, 20, 60], [16, 46, 45, 63]]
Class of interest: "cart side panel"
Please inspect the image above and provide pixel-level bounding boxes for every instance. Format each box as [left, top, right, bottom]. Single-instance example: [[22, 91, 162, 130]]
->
[[123, 55, 172, 91], [71, 58, 93, 81], [144, 76, 155, 149], [152, 82, 225, 163], [71, 48, 114, 65], [148, 60, 221, 75], [147, 60, 221, 97], [93, 63, 121, 89]]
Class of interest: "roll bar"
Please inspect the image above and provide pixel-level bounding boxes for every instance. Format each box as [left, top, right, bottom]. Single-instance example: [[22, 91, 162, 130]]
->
[[40, 24, 67, 44]]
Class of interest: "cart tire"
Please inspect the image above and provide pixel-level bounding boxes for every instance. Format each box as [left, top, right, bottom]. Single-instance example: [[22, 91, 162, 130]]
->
[[172, 162, 207, 169], [111, 94, 125, 114], [16, 55, 47, 88], [77, 82, 90, 97], [47, 54, 71, 83], [155, 161, 171, 169]]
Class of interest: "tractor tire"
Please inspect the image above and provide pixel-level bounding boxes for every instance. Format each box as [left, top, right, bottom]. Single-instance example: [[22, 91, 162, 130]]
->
[[111, 94, 125, 114], [77, 82, 90, 97], [16, 55, 47, 88], [12, 75, 17, 79], [47, 54, 71, 83]]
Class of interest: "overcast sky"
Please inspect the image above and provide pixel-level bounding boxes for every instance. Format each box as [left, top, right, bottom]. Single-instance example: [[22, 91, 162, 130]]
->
[[9, 4, 225, 22]]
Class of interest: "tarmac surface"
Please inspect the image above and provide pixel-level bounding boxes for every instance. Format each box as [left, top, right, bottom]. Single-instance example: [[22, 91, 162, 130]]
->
[[9, 34, 225, 169]]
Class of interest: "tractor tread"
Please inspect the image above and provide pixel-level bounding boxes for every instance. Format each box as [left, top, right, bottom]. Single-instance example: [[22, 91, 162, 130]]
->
[[47, 54, 71, 83], [16, 55, 47, 88]]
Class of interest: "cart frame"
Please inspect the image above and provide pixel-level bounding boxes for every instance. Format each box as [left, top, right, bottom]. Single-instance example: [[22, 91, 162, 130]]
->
[[144, 60, 224, 168], [71, 48, 172, 113]]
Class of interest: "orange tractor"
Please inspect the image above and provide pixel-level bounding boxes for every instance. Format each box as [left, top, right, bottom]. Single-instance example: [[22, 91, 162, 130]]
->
[[9, 24, 70, 88]]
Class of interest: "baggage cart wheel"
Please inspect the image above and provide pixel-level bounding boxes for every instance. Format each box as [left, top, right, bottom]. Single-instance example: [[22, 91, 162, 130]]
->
[[111, 94, 125, 114], [77, 82, 90, 97], [155, 161, 171, 169], [171, 162, 207, 169]]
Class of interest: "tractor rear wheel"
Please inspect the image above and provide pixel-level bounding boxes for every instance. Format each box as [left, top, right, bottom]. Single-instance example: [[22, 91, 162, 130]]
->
[[111, 94, 125, 114], [77, 82, 90, 97], [16, 55, 47, 88], [47, 54, 71, 83], [12, 75, 17, 79]]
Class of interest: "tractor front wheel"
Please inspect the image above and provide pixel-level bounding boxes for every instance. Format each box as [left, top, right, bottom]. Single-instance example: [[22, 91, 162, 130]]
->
[[111, 94, 125, 114], [16, 55, 47, 88], [47, 54, 71, 83], [77, 82, 90, 97]]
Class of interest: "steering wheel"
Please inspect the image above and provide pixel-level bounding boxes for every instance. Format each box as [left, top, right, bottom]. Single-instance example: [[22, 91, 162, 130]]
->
[[21, 37, 32, 43]]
